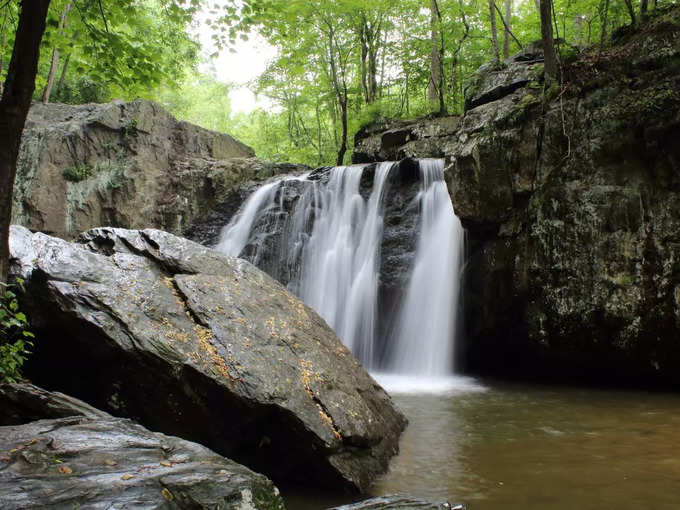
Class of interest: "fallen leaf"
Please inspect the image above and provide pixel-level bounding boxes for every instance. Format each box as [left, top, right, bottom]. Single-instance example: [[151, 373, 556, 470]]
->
[[160, 460, 172, 467], [161, 488, 174, 501], [25, 439, 38, 446], [1, 456, 10, 463], [58, 466, 72, 475], [218, 469, 228, 475], [104, 459, 117, 466], [121, 474, 134, 481]]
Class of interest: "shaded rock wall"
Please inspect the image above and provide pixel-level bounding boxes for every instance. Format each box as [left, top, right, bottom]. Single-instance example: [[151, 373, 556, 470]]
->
[[13, 100, 305, 239], [354, 10, 680, 385]]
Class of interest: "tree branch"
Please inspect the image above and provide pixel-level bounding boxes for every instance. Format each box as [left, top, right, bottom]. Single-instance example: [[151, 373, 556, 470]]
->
[[493, 1, 523, 50]]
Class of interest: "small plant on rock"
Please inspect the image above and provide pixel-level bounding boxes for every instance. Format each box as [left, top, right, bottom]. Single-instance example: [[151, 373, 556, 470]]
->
[[0, 278, 35, 383], [63, 163, 93, 182]]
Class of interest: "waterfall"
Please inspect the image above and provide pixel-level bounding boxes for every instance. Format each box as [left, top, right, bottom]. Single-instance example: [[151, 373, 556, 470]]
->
[[385, 159, 464, 375], [216, 159, 464, 377]]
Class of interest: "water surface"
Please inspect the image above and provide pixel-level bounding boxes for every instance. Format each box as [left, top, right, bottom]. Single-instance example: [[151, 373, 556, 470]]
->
[[288, 378, 680, 509]]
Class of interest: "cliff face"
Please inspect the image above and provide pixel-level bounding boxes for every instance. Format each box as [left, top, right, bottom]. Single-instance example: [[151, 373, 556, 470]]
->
[[13, 100, 304, 239], [354, 10, 680, 384]]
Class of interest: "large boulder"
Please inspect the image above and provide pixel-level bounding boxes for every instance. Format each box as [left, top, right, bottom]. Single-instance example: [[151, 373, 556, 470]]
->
[[8, 226, 407, 492], [13, 100, 306, 239], [0, 383, 285, 510], [352, 9, 680, 384]]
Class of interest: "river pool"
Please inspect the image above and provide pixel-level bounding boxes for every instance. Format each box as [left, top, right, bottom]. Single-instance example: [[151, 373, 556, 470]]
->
[[288, 375, 680, 509]]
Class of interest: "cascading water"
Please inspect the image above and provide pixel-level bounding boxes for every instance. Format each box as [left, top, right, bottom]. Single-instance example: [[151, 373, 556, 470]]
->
[[216, 159, 464, 380], [296, 163, 393, 365], [385, 159, 464, 375]]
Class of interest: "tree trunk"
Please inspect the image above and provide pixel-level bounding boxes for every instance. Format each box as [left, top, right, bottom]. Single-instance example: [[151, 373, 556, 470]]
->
[[336, 95, 347, 166], [539, 0, 558, 83], [623, 0, 637, 25], [359, 19, 369, 104], [0, 5, 10, 97], [489, 0, 500, 67], [503, 0, 512, 58], [55, 51, 71, 100], [0, 0, 51, 284], [42, 2, 70, 104], [598, 0, 610, 56], [640, 0, 648, 19], [428, 0, 440, 107]]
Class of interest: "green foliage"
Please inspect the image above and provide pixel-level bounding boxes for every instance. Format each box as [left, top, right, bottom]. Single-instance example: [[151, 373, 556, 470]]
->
[[0, 279, 35, 384], [63, 163, 93, 182]]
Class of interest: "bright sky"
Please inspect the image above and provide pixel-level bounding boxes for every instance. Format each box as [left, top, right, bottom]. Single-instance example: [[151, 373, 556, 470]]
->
[[194, 5, 277, 114]]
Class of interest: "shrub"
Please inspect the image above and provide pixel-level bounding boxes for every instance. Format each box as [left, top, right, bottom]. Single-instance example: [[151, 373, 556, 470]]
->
[[0, 278, 35, 383], [63, 163, 93, 182]]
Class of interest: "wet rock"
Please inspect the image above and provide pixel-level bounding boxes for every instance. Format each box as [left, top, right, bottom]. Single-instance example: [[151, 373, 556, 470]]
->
[[0, 383, 109, 425], [0, 414, 284, 510], [8, 225, 407, 492], [329, 495, 453, 509], [12, 100, 304, 240]]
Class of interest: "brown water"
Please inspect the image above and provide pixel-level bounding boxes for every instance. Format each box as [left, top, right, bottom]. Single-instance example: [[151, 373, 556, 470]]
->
[[287, 376, 680, 509]]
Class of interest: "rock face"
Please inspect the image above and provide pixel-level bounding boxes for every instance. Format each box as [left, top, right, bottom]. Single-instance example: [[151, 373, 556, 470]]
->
[[8, 225, 407, 492], [13, 100, 305, 239], [0, 385, 284, 510], [353, 10, 680, 384], [329, 495, 452, 509]]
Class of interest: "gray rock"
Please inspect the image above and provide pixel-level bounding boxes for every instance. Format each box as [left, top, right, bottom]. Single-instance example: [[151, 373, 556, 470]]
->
[[12, 100, 305, 240], [329, 494, 453, 509], [8, 226, 407, 492], [0, 383, 109, 425], [0, 415, 284, 510]]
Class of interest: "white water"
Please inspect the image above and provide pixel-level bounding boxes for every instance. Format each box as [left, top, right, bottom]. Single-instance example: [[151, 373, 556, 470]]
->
[[386, 159, 465, 375], [297, 163, 393, 366], [216, 160, 465, 381]]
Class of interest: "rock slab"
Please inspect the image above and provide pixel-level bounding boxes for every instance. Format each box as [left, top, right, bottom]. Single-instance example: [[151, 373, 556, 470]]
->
[[0, 382, 284, 510], [8, 225, 407, 492]]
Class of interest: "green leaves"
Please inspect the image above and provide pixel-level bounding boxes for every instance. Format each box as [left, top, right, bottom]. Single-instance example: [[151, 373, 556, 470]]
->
[[0, 279, 34, 384]]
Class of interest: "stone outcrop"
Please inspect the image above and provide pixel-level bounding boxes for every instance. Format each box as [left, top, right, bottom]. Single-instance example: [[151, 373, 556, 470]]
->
[[0, 384, 284, 510], [353, 10, 680, 384], [13, 100, 306, 239], [329, 495, 453, 509], [8, 225, 407, 492]]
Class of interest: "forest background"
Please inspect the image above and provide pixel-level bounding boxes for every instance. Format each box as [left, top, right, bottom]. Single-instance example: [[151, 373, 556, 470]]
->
[[0, 0, 669, 167]]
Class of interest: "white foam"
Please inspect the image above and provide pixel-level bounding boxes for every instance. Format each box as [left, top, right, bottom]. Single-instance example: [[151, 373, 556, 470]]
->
[[372, 372, 487, 395]]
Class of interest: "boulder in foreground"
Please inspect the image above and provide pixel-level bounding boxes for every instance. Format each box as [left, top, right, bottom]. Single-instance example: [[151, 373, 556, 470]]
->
[[9, 226, 407, 492], [0, 384, 284, 510]]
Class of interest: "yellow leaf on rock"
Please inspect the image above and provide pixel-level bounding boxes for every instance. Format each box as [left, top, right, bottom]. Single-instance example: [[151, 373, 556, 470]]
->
[[58, 466, 72, 475], [161, 488, 174, 501], [160, 460, 172, 467], [121, 474, 134, 480]]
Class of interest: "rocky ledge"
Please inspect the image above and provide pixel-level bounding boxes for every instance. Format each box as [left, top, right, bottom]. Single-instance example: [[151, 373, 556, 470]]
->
[[354, 9, 680, 385], [8, 226, 407, 492], [13, 100, 307, 240], [0, 383, 284, 509]]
